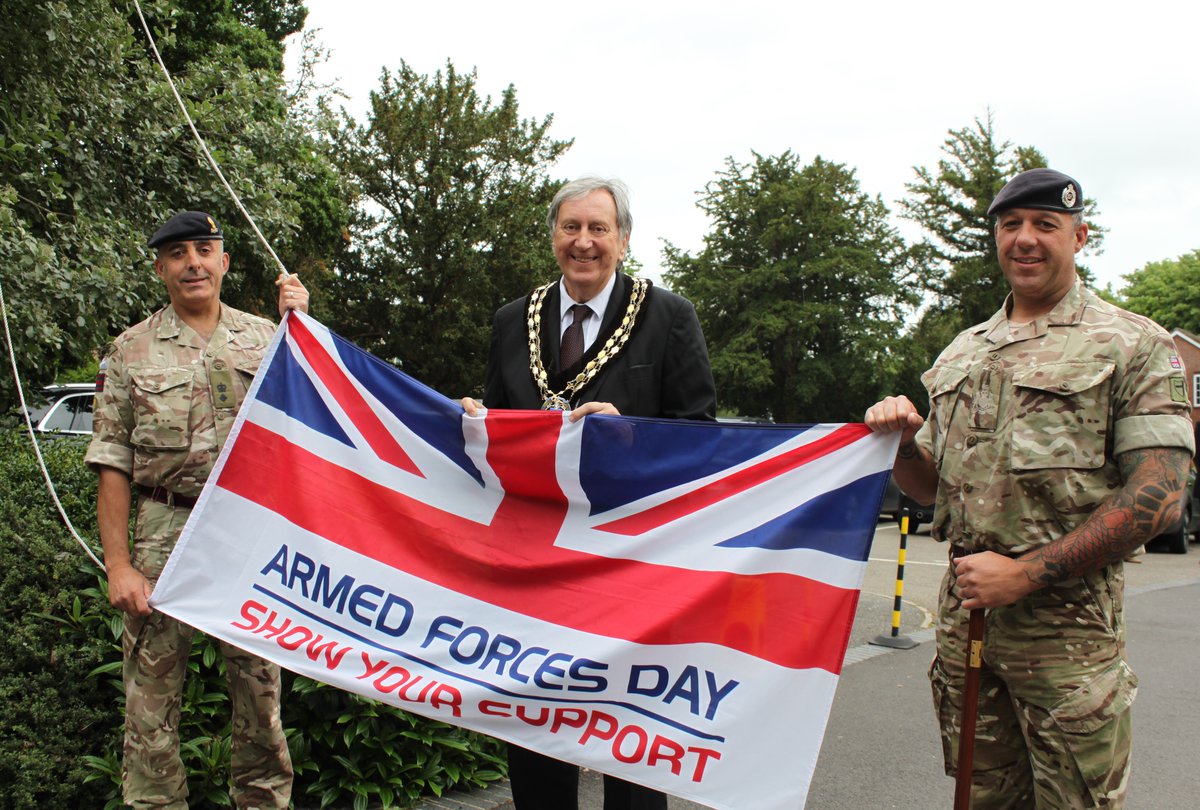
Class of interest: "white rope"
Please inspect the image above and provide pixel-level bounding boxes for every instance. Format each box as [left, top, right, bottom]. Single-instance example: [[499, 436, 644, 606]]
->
[[131, 0, 290, 277], [0, 277, 105, 569]]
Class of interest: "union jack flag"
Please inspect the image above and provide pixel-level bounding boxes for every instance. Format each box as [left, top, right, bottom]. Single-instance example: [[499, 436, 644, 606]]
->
[[152, 312, 897, 810]]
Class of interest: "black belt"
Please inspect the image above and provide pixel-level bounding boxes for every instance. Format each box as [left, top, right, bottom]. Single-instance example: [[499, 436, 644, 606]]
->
[[950, 545, 1018, 560], [137, 484, 198, 509]]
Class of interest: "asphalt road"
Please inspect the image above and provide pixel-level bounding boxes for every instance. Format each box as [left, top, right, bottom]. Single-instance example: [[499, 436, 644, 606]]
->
[[418, 522, 1200, 810], [804, 523, 1200, 810]]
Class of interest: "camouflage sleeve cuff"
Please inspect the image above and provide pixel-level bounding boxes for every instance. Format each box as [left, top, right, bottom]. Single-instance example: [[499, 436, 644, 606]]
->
[[84, 440, 134, 474], [1112, 414, 1196, 457]]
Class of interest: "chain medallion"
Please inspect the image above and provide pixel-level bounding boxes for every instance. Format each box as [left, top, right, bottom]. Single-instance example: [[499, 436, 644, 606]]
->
[[526, 277, 649, 410]]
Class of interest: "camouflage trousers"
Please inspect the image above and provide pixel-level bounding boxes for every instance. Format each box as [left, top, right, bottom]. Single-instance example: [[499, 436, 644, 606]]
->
[[930, 561, 1137, 809], [121, 499, 293, 809]]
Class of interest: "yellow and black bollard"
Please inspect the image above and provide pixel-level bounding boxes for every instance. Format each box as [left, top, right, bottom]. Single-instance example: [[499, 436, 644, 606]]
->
[[870, 506, 920, 650]]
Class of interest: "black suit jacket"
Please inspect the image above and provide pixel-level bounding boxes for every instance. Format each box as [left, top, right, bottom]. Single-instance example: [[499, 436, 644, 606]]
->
[[483, 273, 716, 420]]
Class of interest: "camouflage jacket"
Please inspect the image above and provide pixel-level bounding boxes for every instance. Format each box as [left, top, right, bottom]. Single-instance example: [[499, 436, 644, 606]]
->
[[85, 304, 276, 496], [915, 280, 1194, 553]]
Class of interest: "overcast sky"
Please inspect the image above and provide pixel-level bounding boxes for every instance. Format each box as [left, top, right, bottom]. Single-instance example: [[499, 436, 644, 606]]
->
[[287, 1, 1199, 294]]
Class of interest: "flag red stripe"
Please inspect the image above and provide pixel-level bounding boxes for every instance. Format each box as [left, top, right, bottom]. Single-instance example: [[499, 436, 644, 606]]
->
[[594, 423, 871, 536], [221, 418, 858, 672], [286, 318, 422, 476]]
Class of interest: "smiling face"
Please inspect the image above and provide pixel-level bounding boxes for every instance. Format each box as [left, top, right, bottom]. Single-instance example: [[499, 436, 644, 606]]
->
[[154, 238, 229, 317], [994, 208, 1088, 320], [552, 190, 630, 303]]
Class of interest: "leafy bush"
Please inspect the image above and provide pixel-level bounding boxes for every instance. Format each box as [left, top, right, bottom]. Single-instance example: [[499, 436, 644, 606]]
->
[[0, 430, 115, 808], [286, 676, 505, 809], [0, 429, 506, 808]]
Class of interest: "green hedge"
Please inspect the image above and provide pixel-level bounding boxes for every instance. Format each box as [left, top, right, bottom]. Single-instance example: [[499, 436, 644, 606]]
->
[[0, 430, 115, 809], [0, 428, 505, 808]]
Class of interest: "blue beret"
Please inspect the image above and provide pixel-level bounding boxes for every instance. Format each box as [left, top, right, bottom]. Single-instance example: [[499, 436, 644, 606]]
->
[[148, 210, 223, 248], [987, 169, 1083, 217]]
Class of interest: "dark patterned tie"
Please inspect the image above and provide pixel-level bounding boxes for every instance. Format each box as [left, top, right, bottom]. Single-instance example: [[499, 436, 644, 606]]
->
[[559, 304, 589, 370]]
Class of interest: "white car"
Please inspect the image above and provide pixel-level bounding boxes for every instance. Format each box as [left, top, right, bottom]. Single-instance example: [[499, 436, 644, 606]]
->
[[25, 383, 96, 436]]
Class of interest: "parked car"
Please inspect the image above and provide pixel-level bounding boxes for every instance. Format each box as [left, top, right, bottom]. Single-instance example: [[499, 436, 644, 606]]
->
[[23, 382, 96, 437], [879, 477, 936, 534]]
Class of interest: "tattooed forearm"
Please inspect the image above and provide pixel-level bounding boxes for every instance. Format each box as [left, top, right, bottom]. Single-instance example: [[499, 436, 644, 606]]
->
[[891, 441, 939, 505], [1019, 447, 1191, 586]]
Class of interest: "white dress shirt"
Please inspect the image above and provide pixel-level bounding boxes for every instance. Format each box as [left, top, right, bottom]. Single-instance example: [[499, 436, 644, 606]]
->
[[558, 273, 616, 353]]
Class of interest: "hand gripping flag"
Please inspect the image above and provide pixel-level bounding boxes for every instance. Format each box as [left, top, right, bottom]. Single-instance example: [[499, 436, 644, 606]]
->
[[151, 312, 898, 810]]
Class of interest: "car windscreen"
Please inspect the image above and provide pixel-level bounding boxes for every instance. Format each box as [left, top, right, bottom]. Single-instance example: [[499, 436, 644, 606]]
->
[[38, 393, 94, 434]]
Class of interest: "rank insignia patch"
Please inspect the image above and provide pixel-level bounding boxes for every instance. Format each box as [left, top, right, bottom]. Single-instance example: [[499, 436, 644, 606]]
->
[[1170, 377, 1188, 403]]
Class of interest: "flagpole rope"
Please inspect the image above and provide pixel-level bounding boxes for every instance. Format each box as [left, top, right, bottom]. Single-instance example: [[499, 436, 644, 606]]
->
[[131, 0, 290, 278], [0, 276, 105, 569], [0, 2, 294, 570]]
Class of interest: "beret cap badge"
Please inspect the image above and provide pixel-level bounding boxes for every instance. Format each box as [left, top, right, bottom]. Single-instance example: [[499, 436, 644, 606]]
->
[[986, 168, 1084, 216]]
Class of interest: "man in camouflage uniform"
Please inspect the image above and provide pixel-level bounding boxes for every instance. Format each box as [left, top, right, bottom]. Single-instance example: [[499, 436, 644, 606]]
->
[[86, 210, 309, 809], [865, 169, 1194, 809]]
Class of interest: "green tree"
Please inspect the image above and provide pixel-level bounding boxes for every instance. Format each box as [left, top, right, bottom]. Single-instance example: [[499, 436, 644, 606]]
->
[[1116, 249, 1200, 332], [664, 151, 915, 423], [0, 0, 348, 410], [325, 60, 571, 396], [901, 112, 1050, 329], [133, 0, 307, 74]]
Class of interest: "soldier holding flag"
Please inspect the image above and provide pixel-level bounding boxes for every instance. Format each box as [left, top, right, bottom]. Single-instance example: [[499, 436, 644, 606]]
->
[[87, 210, 308, 809], [865, 169, 1193, 808]]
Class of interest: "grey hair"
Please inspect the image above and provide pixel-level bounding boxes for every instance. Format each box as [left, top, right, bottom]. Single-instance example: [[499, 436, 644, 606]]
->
[[992, 210, 1087, 228], [547, 176, 633, 240]]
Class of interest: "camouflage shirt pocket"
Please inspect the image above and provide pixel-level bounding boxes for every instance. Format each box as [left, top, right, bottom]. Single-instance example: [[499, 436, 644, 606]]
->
[[128, 365, 194, 450], [1011, 361, 1114, 471], [922, 364, 970, 463]]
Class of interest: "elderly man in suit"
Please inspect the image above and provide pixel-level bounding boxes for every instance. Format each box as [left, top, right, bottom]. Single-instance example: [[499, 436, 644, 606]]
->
[[463, 176, 716, 809]]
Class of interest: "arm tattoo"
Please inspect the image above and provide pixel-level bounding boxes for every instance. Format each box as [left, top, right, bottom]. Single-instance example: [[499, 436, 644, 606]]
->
[[897, 440, 921, 460], [1020, 447, 1192, 586]]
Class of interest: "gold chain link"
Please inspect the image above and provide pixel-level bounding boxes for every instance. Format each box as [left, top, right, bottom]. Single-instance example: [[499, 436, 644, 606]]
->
[[526, 277, 649, 410]]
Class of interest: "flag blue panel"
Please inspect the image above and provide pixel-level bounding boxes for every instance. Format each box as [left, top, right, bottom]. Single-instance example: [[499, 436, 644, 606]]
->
[[716, 470, 890, 560], [256, 343, 353, 447], [580, 418, 812, 514], [331, 333, 484, 485]]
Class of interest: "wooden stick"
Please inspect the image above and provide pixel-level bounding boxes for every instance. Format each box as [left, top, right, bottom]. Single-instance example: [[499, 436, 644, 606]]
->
[[953, 608, 986, 810]]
